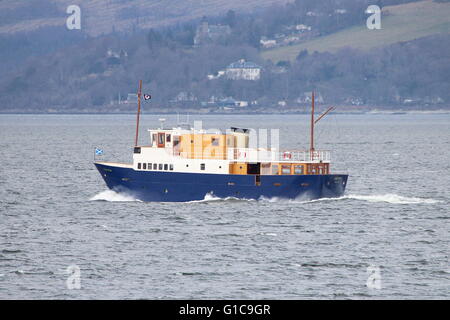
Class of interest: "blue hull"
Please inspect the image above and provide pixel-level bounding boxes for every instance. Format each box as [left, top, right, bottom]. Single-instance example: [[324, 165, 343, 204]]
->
[[94, 163, 348, 202]]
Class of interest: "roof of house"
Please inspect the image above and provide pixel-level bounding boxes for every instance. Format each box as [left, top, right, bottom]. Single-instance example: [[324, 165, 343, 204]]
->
[[227, 59, 261, 69]]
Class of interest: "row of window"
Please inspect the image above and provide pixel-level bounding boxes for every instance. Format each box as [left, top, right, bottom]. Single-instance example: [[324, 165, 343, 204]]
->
[[137, 163, 174, 171], [271, 164, 329, 175], [272, 164, 305, 175], [137, 162, 209, 171]]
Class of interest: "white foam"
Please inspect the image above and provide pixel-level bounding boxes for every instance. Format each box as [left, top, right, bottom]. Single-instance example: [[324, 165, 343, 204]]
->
[[259, 193, 315, 203], [344, 194, 441, 204], [90, 190, 440, 205], [260, 193, 441, 205], [187, 193, 255, 203], [89, 190, 141, 202]]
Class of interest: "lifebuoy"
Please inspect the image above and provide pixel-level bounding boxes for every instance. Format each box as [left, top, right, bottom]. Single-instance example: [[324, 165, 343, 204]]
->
[[283, 152, 292, 160]]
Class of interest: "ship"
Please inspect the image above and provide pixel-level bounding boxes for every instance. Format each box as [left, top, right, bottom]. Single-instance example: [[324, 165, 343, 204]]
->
[[94, 81, 348, 202]]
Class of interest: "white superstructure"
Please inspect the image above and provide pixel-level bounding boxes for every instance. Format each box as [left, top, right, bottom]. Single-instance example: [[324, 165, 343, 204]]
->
[[131, 125, 331, 176]]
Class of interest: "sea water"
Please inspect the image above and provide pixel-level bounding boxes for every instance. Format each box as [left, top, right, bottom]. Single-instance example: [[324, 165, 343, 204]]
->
[[0, 113, 448, 299]]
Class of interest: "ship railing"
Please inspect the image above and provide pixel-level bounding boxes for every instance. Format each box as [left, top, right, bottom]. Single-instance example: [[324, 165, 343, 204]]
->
[[174, 148, 330, 162], [228, 148, 330, 162]]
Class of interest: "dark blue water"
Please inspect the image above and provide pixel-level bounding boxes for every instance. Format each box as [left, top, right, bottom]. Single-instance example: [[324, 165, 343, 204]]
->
[[0, 114, 448, 299]]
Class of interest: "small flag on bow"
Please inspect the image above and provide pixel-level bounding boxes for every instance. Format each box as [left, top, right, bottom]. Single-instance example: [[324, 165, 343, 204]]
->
[[95, 148, 103, 155]]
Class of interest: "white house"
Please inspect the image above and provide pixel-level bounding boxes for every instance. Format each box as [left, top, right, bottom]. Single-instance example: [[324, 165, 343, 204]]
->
[[260, 37, 277, 48], [225, 59, 262, 81]]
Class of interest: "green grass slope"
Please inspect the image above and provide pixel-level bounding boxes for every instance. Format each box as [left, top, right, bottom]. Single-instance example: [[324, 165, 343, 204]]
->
[[262, 0, 450, 62], [0, 0, 289, 36]]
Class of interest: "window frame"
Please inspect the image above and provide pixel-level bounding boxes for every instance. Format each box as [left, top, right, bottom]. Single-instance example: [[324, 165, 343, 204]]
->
[[272, 165, 279, 175], [281, 164, 291, 175], [294, 165, 304, 175]]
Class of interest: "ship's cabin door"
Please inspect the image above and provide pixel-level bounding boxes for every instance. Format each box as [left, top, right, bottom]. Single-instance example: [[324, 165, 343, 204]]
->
[[247, 163, 261, 175], [157, 133, 165, 148]]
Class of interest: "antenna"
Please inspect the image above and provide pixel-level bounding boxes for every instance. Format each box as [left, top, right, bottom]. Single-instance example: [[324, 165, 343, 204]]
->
[[310, 91, 315, 154], [315, 106, 335, 124], [159, 118, 166, 129]]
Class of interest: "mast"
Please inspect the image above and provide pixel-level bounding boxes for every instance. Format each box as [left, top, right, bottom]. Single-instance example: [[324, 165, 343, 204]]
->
[[134, 80, 142, 146], [310, 91, 315, 155]]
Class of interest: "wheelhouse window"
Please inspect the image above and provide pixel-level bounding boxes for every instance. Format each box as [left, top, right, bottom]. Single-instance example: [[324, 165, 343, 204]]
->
[[164, 164, 168, 170], [158, 164, 162, 170], [200, 163, 205, 170], [153, 163, 157, 170], [166, 134, 171, 142], [148, 163, 152, 170], [143, 163, 146, 170], [169, 164, 174, 171], [211, 137, 219, 146], [137, 163, 141, 169], [152, 134, 157, 146]]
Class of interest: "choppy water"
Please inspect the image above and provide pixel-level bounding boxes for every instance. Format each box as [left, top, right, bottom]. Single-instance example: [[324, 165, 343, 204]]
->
[[0, 113, 449, 299]]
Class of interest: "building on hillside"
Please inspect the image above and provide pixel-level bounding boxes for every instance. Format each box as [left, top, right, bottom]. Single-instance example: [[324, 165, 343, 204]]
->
[[106, 49, 128, 66], [171, 91, 198, 103], [334, 9, 347, 14], [207, 70, 226, 80], [295, 24, 312, 31], [260, 37, 277, 48], [225, 59, 262, 81], [194, 19, 231, 45], [125, 93, 138, 104], [201, 96, 248, 108], [296, 92, 324, 104]]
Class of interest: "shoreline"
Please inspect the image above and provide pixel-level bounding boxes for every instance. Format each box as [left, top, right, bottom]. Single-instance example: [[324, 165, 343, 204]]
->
[[1, 110, 450, 115]]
